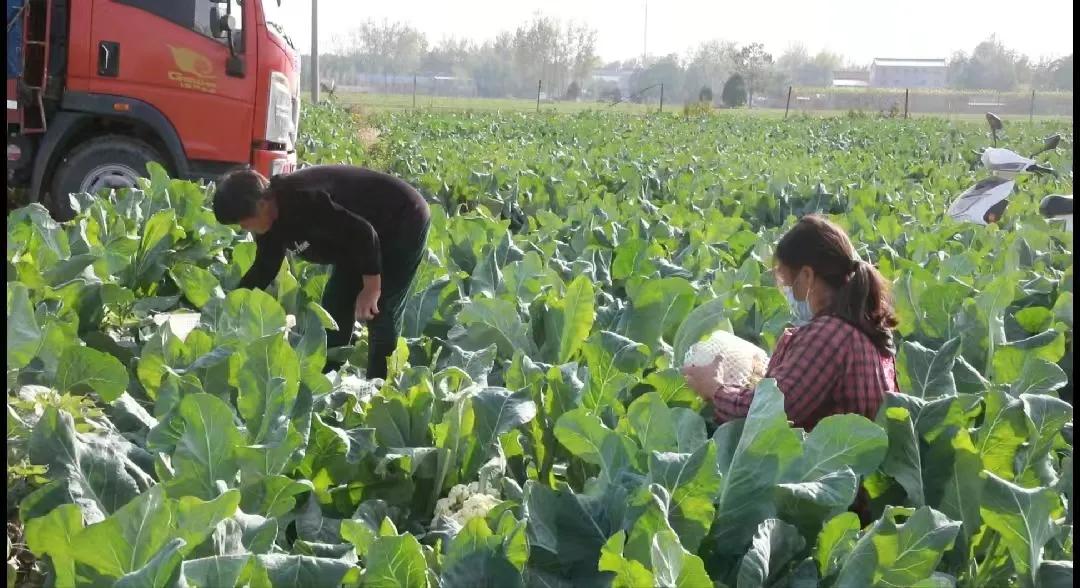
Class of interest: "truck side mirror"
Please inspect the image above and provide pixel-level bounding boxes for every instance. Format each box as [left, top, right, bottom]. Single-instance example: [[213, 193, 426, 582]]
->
[[209, 7, 237, 39]]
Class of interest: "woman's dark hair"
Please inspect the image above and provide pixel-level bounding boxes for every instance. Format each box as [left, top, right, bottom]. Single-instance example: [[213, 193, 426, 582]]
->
[[775, 214, 899, 355], [212, 168, 271, 224]]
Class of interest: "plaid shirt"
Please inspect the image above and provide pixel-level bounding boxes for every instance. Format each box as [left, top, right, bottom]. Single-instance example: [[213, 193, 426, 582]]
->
[[712, 315, 898, 431]]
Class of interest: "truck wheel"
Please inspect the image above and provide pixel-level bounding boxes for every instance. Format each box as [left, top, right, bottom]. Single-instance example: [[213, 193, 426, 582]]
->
[[48, 136, 164, 220]]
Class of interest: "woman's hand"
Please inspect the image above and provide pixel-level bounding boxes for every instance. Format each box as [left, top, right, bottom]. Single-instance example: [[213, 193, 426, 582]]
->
[[681, 358, 724, 402], [355, 289, 381, 321]]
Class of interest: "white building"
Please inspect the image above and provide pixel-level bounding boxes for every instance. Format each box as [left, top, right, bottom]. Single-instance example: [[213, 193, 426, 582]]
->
[[832, 69, 870, 88], [869, 58, 947, 88], [590, 68, 634, 97]]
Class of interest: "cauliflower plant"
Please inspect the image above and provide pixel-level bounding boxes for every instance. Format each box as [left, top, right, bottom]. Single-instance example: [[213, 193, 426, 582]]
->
[[433, 482, 502, 526], [684, 329, 769, 388]]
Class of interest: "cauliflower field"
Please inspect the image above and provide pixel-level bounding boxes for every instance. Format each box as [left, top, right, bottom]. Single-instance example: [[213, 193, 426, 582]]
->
[[6, 102, 1074, 587]]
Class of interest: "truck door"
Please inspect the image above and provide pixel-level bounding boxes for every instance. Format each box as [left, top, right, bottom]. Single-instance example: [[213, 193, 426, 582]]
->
[[87, 0, 255, 166]]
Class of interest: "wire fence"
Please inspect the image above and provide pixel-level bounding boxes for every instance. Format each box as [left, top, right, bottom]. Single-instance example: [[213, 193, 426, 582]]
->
[[317, 76, 1073, 121]]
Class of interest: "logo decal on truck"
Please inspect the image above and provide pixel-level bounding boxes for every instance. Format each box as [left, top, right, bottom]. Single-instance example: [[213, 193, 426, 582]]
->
[[167, 46, 217, 93]]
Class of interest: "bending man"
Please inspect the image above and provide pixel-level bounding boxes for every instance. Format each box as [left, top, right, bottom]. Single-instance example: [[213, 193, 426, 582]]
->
[[213, 165, 431, 379]]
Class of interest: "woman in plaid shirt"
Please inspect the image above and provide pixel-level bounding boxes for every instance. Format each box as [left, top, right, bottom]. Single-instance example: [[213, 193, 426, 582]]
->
[[683, 214, 900, 430]]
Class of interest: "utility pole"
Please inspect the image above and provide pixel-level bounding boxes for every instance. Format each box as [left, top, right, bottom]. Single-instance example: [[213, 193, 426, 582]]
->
[[311, 0, 319, 103], [642, 1, 648, 66]]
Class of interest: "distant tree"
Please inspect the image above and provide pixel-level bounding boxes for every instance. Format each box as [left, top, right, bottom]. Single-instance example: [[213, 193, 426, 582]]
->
[[722, 74, 747, 107], [628, 54, 685, 103], [683, 40, 739, 103], [565, 80, 582, 100], [699, 86, 714, 103], [733, 43, 774, 107], [947, 35, 1030, 91], [1033, 54, 1073, 91]]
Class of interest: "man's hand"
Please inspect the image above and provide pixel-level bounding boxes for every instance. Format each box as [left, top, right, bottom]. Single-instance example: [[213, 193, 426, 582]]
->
[[681, 358, 724, 402], [355, 289, 380, 321]]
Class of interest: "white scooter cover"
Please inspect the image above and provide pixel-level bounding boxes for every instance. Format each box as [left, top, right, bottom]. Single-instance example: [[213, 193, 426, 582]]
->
[[981, 148, 1034, 178], [947, 176, 1014, 225]]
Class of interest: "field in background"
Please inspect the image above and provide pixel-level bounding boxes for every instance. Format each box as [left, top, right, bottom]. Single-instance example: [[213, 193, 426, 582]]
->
[[310, 91, 1073, 122]]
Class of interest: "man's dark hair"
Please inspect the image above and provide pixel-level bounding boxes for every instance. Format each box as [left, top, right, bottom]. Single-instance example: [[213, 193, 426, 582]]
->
[[212, 168, 271, 224]]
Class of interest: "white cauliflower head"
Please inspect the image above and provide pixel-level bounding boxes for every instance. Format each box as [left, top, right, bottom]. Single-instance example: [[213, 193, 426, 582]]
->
[[684, 329, 769, 388], [433, 482, 503, 527]]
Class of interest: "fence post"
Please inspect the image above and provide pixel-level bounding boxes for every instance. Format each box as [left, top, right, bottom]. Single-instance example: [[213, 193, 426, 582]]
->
[[412, 75, 417, 110], [537, 80, 542, 113], [1030, 89, 1036, 123], [659, 83, 664, 113], [904, 88, 910, 119], [784, 86, 792, 119]]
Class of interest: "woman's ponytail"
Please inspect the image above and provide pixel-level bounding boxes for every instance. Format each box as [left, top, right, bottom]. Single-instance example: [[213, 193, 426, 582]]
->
[[833, 259, 898, 355]]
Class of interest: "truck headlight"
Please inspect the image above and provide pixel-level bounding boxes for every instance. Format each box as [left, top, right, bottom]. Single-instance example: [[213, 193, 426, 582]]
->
[[266, 71, 294, 148]]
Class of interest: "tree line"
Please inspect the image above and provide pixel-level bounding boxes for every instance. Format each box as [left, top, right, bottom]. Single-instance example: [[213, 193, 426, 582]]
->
[[300, 17, 1073, 105]]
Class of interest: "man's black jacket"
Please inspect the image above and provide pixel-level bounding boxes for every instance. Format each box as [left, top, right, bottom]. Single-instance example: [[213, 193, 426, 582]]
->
[[237, 165, 430, 290]]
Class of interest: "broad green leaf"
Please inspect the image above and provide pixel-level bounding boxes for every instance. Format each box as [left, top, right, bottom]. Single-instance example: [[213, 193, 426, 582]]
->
[[114, 538, 186, 588], [1015, 394, 1073, 487], [599, 531, 654, 588], [1011, 357, 1070, 397], [711, 380, 803, 555], [181, 555, 251, 588], [166, 393, 244, 500], [236, 334, 300, 444], [737, 519, 806, 588], [441, 518, 523, 588], [24, 504, 85, 588], [580, 331, 650, 415], [522, 481, 623, 580], [28, 408, 150, 524], [813, 512, 860, 578], [453, 297, 539, 358], [364, 534, 430, 588], [554, 408, 616, 466], [1015, 307, 1054, 334], [647, 443, 722, 553], [54, 345, 129, 402], [205, 288, 287, 343], [72, 486, 174, 579], [624, 392, 678, 453], [938, 429, 984, 560], [7, 282, 42, 370], [170, 263, 223, 309], [251, 554, 361, 588], [835, 506, 960, 588], [650, 528, 711, 588], [545, 274, 596, 363], [792, 413, 888, 479], [897, 338, 962, 398], [975, 389, 1029, 482], [980, 473, 1062, 587], [879, 406, 925, 505], [624, 277, 697, 352]]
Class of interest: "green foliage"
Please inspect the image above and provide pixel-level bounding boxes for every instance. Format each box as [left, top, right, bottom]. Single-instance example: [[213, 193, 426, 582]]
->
[[6, 105, 1073, 587]]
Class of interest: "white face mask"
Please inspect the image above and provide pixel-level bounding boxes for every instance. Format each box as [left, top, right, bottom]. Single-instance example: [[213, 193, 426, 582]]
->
[[782, 273, 815, 326]]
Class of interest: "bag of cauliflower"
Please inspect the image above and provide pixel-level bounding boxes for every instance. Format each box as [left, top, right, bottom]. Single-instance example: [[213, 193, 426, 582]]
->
[[683, 329, 769, 388]]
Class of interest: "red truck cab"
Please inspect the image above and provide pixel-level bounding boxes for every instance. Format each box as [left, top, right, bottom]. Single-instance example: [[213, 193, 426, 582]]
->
[[6, 0, 300, 218]]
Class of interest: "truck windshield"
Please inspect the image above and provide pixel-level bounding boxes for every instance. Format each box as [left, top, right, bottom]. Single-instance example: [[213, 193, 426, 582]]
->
[[260, 0, 295, 50]]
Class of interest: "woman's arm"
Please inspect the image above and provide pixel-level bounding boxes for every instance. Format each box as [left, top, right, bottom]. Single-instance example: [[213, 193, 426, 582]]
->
[[710, 321, 848, 425]]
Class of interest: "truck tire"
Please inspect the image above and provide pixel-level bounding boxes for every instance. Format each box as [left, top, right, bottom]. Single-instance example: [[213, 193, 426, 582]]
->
[[48, 135, 164, 220]]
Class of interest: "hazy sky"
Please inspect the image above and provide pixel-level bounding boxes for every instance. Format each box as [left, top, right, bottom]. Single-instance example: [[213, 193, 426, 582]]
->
[[268, 0, 1074, 65]]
